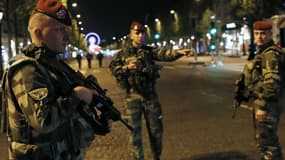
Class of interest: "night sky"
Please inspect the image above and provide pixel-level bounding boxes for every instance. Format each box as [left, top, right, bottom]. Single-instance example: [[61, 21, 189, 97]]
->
[[68, 0, 177, 42]]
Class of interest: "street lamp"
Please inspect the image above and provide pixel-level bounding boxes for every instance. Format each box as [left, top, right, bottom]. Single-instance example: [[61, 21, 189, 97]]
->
[[155, 18, 161, 35], [72, 2, 77, 8], [0, 10, 4, 76], [170, 10, 179, 33]]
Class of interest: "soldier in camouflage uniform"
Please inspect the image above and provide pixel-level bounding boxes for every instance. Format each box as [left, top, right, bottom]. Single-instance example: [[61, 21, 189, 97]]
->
[[0, 0, 100, 159], [242, 20, 284, 160], [109, 21, 190, 160]]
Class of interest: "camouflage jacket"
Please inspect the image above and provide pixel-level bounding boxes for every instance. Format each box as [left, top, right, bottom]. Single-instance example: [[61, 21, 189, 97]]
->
[[243, 40, 285, 111], [2, 44, 82, 158], [109, 40, 183, 93]]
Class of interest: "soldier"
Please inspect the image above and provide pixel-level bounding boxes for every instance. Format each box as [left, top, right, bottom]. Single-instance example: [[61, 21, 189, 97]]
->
[[242, 20, 284, 160], [0, 0, 107, 159], [109, 21, 190, 160]]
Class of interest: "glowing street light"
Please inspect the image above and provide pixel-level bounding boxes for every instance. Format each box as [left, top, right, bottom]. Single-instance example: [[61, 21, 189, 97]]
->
[[72, 2, 77, 8], [155, 18, 161, 34], [170, 10, 179, 33]]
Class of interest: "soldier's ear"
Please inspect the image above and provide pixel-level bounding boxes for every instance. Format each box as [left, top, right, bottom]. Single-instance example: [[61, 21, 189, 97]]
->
[[34, 28, 43, 40]]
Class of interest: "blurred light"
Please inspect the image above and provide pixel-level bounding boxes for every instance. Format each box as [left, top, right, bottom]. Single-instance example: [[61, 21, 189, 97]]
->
[[76, 14, 81, 18], [72, 51, 77, 58], [172, 45, 180, 50], [154, 33, 160, 40], [156, 42, 161, 47], [210, 43, 216, 51], [179, 38, 183, 44], [10, 40, 16, 56], [210, 28, 217, 35], [72, 2, 77, 7], [206, 33, 211, 39], [170, 10, 175, 14], [155, 18, 160, 22], [0, 11, 3, 21], [226, 23, 236, 29]]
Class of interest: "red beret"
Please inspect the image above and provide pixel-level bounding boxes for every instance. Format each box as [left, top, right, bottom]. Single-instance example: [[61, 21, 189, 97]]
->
[[34, 0, 71, 26], [253, 20, 272, 30], [130, 21, 145, 31]]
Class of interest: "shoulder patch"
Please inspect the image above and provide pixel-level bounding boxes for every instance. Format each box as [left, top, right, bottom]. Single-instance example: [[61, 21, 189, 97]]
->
[[28, 88, 48, 100]]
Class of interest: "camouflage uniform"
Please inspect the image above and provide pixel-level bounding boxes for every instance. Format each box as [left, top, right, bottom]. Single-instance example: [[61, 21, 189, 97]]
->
[[109, 40, 183, 160], [1, 44, 95, 160], [243, 40, 284, 160]]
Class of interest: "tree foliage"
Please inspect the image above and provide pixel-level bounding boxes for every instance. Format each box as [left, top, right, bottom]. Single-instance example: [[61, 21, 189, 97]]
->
[[196, 8, 214, 36], [230, 0, 285, 23]]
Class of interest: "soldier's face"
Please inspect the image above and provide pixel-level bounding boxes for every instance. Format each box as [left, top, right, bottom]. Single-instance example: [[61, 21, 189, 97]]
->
[[130, 29, 145, 47], [40, 18, 69, 53], [254, 29, 272, 46]]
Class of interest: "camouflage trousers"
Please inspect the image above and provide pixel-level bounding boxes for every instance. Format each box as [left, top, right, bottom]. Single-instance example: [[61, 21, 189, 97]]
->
[[125, 91, 163, 160], [252, 101, 283, 160]]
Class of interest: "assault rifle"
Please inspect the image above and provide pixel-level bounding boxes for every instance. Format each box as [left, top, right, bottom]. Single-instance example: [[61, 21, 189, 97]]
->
[[232, 74, 247, 119], [73, 72, 133, 134]]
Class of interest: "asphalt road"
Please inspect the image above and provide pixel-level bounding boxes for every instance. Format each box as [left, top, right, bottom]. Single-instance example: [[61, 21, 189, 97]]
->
[[1, 55, 285, 160]]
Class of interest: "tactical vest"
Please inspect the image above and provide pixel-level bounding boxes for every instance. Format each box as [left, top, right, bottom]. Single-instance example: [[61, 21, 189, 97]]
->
[[120, 45, 161, 93], [243, 46, 285, 95]]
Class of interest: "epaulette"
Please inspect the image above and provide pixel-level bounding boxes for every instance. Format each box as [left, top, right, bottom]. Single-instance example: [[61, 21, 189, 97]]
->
[[262, 46, 283, 56]]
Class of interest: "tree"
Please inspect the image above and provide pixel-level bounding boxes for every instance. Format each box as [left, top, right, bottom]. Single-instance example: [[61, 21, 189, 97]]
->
[[196, 8, 214, 36], [230, 0, 284, 22]]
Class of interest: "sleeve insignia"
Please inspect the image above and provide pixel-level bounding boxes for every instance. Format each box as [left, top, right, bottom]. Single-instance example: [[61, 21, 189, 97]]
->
[[28, 88, 48, 101], [266, 59, 278, 70]]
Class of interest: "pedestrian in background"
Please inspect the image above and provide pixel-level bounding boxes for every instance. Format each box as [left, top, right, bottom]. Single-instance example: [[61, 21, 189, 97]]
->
[[0, 0, 102, 159], [96, 51, 104, 68], [241, 20, 284, 160], [109, 21, 190, 160], [76, 53, 82, 69], [86, 52, 93, 69]]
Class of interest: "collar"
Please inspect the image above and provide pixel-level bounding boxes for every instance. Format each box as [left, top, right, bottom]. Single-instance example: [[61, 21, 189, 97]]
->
[[257, 40, 274, 54]]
